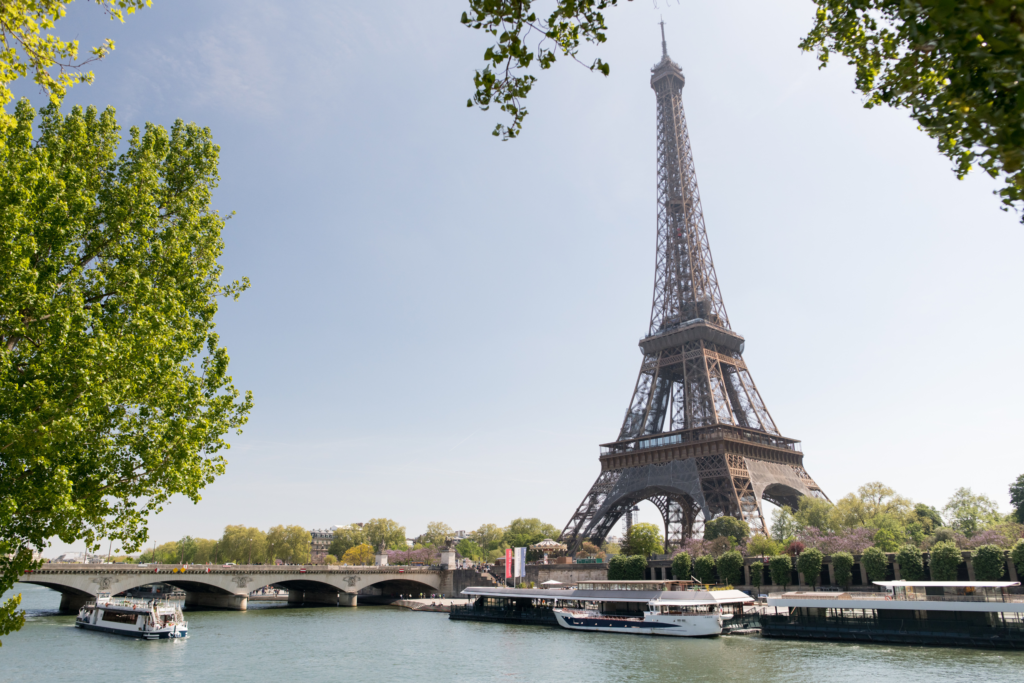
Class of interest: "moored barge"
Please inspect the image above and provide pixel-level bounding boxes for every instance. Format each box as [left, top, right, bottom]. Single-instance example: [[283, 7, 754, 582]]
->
[[764, 581, 1024, 650]]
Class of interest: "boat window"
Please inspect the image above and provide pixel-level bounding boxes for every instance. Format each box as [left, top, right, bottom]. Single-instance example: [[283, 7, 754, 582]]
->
[[101, 611, 138, 625]]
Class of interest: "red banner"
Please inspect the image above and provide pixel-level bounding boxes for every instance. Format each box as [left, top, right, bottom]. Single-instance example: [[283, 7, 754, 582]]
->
[[505, 548, 513, 579]]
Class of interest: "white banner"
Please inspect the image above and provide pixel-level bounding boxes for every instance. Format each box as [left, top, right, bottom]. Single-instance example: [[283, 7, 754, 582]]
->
[[514, 547, 527, 580]]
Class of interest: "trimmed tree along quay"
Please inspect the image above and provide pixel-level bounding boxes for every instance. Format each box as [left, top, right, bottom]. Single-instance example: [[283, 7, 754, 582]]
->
[[769, 555, 792, 590], [607, 555, 647, 581], [831, 552, 854, 589], [694, 555, 717, 585], [929, 541, 962, 581], [896, 546, 925, 581], [797, 549, 824, 588], [749, 561, 764, 594], [671, 552, 691, 582], [972, 545, 1007, 581], [716, 551, 744, 586], [861, 547, 888, 584]]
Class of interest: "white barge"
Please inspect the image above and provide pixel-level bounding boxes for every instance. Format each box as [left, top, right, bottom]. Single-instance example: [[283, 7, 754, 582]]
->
[[76, 593, 188, 639], [454, 580, 756, 636]]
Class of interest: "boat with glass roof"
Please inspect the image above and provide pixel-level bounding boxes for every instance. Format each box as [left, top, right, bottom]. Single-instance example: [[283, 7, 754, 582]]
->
[[75, 592, 188, 639]]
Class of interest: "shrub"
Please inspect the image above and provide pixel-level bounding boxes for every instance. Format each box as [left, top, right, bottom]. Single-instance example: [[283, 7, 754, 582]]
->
[[694, 555, 717, 584], [973, 545, 1006, 581], [929, 541, 962, 581], [861, 546, 888, 584], [832, 551, 854, 589], [716, 551, 744, 586], [769, 554, 792, 590], [322, 554, 338, 566], [704, 517, 751, 544], [750, 561, 764, 593], [895, 546, 924, 581], [1011, 539, 1024, 575], [671, 552, 692, 582], [797, 548, 824, 588], [608, 554, 647, 580], [785, 541, 805, 556]]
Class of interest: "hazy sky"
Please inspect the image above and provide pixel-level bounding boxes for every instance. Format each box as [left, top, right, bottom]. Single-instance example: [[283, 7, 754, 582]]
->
[[36, 1, 1024, 553]]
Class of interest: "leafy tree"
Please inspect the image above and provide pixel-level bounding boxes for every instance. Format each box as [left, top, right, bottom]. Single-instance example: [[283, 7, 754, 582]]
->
[[694, 555, 717, 585], [943, 487, 1000, 537], [973, 545, 1007, 581], [800, 1, 1024, 220], [747, 535, 780, 559], [716, 550, 744, 586], [323, 554, 338, 565], [671, 552, 692, 582], [861, 546, 888, 586], [328, 526, 366, 559], [607, 554, 646, 581], [456, 539, 484, 562], [420, 521, 453, 549], [784, 541, 806, 556], [176, 536, 198, 564], [749, 561, 764, 593], [930, 540, 962, 581], [794, 497, 837, 535], [0, 101, 251, 641], [266, 525, 311, 565], [1010, 474, 1024, 524], [831, 482, 912, 531], [832, 551, 854, 589], [341, 543, 375, 566], [770, 506, 801, 543], [872, 528, 901, 553], [914, 504, 944, 530], [622, 522, 664, 558], [219, 526, 267, 565], [364, 519, 406, 553], [1010, 539, 1024, 576], [896, 545, 924, 581], [769, 555, 792, 590], [797, 548, 824, 588], [469, 523, 507, 551], [137, 541, 178, 564], [503, 518, 560, 549], [579, 541, 605, 559], [703, 517, 750, 544], [194, 538, 218, 564], [0, 0, 149, 130]]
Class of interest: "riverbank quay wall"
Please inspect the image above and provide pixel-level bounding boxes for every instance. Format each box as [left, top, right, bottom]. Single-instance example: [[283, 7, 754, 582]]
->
[[19, 565, 494, 612]]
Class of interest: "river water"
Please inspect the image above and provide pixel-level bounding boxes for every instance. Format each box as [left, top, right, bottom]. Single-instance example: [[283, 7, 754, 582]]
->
[[3, 585, 1023, 682]]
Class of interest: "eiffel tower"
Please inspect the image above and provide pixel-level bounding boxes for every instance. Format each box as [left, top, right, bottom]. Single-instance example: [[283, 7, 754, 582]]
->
[[560, 25, 827, 553]]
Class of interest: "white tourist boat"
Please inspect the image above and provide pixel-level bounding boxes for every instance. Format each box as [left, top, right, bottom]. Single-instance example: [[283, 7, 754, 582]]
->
[[76, 593, 188, 639], [553, 595, 744, 637]]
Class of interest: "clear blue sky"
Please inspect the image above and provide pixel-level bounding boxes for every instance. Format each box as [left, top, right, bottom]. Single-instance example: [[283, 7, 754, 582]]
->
[[37, 1, 1024, 552]]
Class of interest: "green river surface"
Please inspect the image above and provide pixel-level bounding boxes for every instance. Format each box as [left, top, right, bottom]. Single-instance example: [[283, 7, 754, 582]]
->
[[3, 584, 1023, 682]]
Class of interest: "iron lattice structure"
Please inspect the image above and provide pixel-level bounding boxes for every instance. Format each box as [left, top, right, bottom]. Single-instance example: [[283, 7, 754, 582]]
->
[[560, 30, 827, 554]]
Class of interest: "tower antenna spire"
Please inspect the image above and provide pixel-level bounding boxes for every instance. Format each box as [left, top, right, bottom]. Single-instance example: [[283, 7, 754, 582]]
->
[[659, 16, 667, 57]]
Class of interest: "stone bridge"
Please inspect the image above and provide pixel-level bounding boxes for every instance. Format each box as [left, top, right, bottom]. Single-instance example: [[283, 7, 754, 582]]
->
[[19, 564, 458, 612]]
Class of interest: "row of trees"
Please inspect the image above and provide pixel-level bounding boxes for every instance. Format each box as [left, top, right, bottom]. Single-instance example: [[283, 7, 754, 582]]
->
[[132, 525, 311, 566]]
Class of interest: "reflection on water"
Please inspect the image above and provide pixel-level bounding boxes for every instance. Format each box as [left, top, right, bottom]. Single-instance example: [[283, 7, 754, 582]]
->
[[3, 585, 1023, 683]]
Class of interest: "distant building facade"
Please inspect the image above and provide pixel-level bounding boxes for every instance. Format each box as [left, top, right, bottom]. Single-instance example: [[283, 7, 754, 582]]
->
[[310, 528, 336, 564]]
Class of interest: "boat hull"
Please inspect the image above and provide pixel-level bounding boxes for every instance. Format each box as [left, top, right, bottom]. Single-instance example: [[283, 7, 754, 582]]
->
[[553, 610, 722, 637], [75, 621, 187, 639]]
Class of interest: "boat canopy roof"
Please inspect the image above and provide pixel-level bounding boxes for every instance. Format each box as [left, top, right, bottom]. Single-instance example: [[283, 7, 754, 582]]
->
[[461, 586, 753, 604], [874, 581, 1020, 588]]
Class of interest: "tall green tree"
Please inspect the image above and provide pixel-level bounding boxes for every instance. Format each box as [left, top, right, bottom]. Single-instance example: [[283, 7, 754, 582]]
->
[[703, 516, 750, 544], [770, 506, 801, 542], [1010, 474, 1024, 524], [503, 518, 560, 549], [694, 555, 717, 585], [861, 546, 889, 586], [176, 536, 197, 564], [943, 487, 1000, 536], [0, 101, 251, 642], [266, 525, 311, 565], [364, 518, 406, 553], [219, 526, 266, 565], [800, 1, 1024, 221], [972, 545, 1007, 581], [622, 522, 664, 558], [749, 561, 764, 594], [420, 521, 454, 548], [1010, 539, 1024, 576], [607, 554, 646, 580], [716, 550, 745, 586], [469, 523, 506, 551], [671, 552, 691, 582], [328, 525, 366, 559], [832, 552, 854, 589]]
